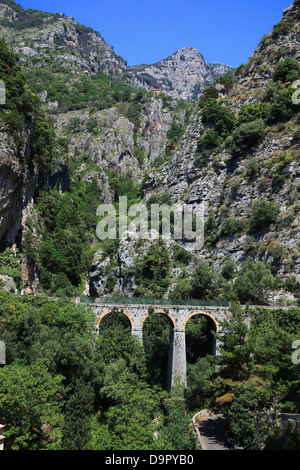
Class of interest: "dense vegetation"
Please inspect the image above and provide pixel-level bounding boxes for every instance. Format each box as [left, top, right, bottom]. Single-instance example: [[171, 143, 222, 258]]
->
[[0, 291, 299, 450]]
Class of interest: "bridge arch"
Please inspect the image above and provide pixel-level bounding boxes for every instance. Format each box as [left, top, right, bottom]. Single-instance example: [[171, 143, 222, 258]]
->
[[139, 308, 178, 329], [182, 310, 220, 331], [96, 308, 135, 329]]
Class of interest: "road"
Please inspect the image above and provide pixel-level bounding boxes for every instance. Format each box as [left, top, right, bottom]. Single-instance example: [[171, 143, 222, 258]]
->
[[197, 414, 228, 450]]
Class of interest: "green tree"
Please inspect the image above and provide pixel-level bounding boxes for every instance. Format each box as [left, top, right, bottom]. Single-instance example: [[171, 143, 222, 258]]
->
[[249, 199, 279, 232], [0, 361, 65, 450], [230, 118, 265, 156], [162, 379, 194, 450], [190, 262, 215, 299], [233, 261, 278, 303], [216, 301, 251, 381], [187, 356, 215, 410], [200, 98, 236, 137], [227, 381, 272, 448], [142, 313, 172, 388], [273, 58, 300, 84], [61, 379, 95, 450]]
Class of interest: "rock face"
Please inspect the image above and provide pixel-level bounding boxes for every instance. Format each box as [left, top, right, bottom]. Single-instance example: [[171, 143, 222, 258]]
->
[[127, 47, 234, 101], [53, 97, 175, 176], [0, 5, 126, 78], [0, 137, 24, 245]]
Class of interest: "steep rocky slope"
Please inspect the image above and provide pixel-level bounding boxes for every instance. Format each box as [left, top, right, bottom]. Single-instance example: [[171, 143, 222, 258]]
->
[[134, 0, 300, 302], [90, 1, 300, 303], [0, 0, 299, 304]]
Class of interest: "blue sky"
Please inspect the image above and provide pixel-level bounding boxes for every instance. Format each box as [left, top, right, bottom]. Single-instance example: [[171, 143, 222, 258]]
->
[[17, 0, 292, 67]]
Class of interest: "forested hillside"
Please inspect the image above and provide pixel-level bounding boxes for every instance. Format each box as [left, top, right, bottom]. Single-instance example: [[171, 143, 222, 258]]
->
[[0, 0, 299, 451]]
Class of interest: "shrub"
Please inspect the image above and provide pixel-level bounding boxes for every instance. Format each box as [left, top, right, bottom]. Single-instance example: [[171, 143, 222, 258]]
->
[[140, 241, 170, 281], [273, 58, 300, 83], [85, 117, 98, 133], [199, 85, 219, 102], [200, 98, 236, 137], [197, 130, 219, 151], [237, 103, 270, 126], [268, 85, 298, 123], [272, 18, 294, 39], [221, 217, 245, 237], [233, 260, 278, 303], [249, 199, 280, 232], [0, 248, 23, 290], [230, 119, 265, 156], [293, 130, 300, 142], [190, 262, 216, 299], [215, 72, 235, 91]]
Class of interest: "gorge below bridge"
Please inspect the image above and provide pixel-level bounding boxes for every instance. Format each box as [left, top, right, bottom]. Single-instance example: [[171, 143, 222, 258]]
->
[[77, 297, 231, 390]]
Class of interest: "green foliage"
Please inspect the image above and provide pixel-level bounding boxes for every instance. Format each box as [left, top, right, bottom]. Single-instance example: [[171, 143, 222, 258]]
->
[[214, 72, 235, 92], [0, 360, 65, 450], [105, 169, 141, 203], [0, 1, 56, 30], [199, 85, 219, 102], [200, 98, 236, 137], [272, 18, 294, 39], [187, 356, 215, 410], [214, 301, 300, 446], [249, 199, 279, 232], [185, 315, 215, 364], [34, 184, 101, 291], [0, 38, 56, 169], [273, 58, 300, 84], [230, 118, 265, 156], [293, 129, 300, 142], [85, 116, 98, 133], [0, 247, 23, 290], [221, 217, 245, 237], [267, 82, 299, 123], [233, 260, 279, 303], [162, 380, 194, 450], [216, 301, 251, 380], [190, 262, 216, 300], [140, 241, 170, 281], [197, 130, 219, 151], [264, 422, 300, 450], [237, 103, 270, 126], [61, 379, 95, 450], [227, 381, 271, 447], [31, 112, 56, 170], [166, 121, 185, 153], [142, 314, 171, 388]]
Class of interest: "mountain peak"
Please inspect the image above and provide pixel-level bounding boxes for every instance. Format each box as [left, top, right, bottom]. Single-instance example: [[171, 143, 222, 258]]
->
[[127, 47, 234, 101]]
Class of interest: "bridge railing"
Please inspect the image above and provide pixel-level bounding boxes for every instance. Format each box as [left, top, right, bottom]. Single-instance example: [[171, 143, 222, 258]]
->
[[79, 296, 230, 307]]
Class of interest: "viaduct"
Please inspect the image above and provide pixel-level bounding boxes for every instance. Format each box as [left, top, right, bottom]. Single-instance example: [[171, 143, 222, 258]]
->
[[77, 298, 231, 390]]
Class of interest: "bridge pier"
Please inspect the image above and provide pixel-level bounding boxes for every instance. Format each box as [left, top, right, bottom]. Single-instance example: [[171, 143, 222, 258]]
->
[[131, 326, 143, 341], [167, 328, 187, 391]]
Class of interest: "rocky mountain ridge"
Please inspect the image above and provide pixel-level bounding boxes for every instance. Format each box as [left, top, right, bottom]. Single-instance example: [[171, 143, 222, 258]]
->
[[127, 47, 234, 101]]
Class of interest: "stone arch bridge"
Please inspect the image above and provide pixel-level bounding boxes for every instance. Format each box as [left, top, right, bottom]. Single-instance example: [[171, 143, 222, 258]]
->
[[78, 298, 231, 390]]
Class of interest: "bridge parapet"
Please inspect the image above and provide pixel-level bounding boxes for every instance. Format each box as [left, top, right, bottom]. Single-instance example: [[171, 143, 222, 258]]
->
[[86, 301, 230, 331]]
